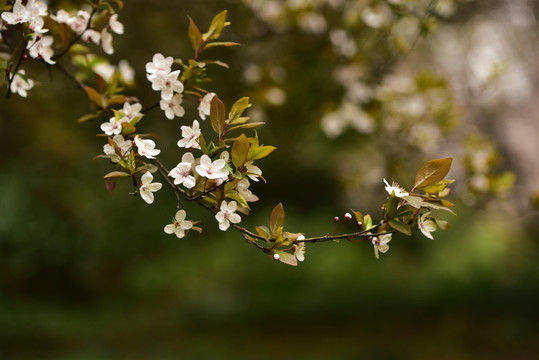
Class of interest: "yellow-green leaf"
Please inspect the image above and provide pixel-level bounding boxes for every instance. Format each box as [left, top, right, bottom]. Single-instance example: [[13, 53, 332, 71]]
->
[[187, 16, 204, 54], [389, 219, 412, 236], [270, 203, 285, 235], [104, 171, 130, 178], [85, 86, 104, 108], [228, 97, 251, 122], [414, 157, 453, 189], [205, 42, 240, 49], [231, 134, 250, 169], [203, 10, 229, 41]]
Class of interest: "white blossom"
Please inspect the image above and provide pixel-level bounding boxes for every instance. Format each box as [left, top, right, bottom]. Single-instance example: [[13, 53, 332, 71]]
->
[[294, 238, 306, 262], [1, 0, 31, 25], [196, 154, 229, 180], [372, 233, 392, 259], [118, 60, 135, 84], [100, 117, 123, 136], [245, 162, 262, 182], [198, 92, 215, 120], [69, 10, 90, 34], [101, 28, 114, 55], [51, 9, 71, 24], [237, 179, 259, 202], [215, 200, 241, 231], [103, 135, 132, 163], [164, 210, 193, 238], [27, 35, 55, 64], [135, 135, 160, 159], [93, 62, 115, 82], [419, 212, 437, 240], [81, 29, 101, 44], [146, 53, 173, 77], [160, 93, 185, 120], [168, 152, 196, 189], [10, 70, 34, 98], [121, 102, 142, 121], [177, 120, 201, 149], [108, 14, 124, 34], [139, 171, 162, 204], [149, 70, 184, 100], [384, 178, 409, 198]]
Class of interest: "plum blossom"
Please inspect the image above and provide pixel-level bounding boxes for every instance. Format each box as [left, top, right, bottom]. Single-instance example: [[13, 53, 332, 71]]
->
[[139, 171, 162, 204], [177, 120, 201, 149], [1, 0, 31, 25], [135, 135, 160, 159], [198, 92, 215, 120], [103, 135, 132, 163], [27, 35, 55, 64], [294, 237, 306, 262], [372, 233, 392, 259], [69, 10, 90, 34], [384, 178, 409, 198], [146, 53, 173, 77], [118, 60, 135, 84], [10, 70, 34, 97], [100, 116, 123, 136], [215, 200, 241, 231], [108, 14, 124, 34], [101, 28, 114, 55], [195, 155, 229, 180], [121, 102, 142, 121], [237, 179, 259, 202], [160, 93, 185, 120], [245, 162, 262, 182], [418, 212, 437, 240], [168, 152, 196, 189], [81, 29, 101, 44], [149, 70, 183, 100], [51, 9, 71, 24], [164, 210, 193, 238]]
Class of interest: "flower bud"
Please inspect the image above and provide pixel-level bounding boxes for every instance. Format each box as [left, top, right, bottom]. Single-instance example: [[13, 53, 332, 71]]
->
[[297, 234, 305, 241], [333, 216, 340, 223], [344, 213, 352, 222], [273, 253, 280, 261], [357, 221, 363, 229]]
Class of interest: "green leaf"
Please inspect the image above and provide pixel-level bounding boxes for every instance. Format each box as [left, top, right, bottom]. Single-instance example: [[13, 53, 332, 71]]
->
[[121, 122, 136, 135], [210, 95, 226, 137], [84, 86, 104, 108], [106, 95, 128, 107], [205, 42, 240, 49], [104, 171, 131, 178], [363, 214, 373, 230], [231, 134, 250, 169], [270, 203, 285, 235], [203, 10, 229, 41], [77, 112, 100, 124], [247, 145, 276, 162], [389, 219, 412, 236], [403, 195, 423, 209], [421, 202, 456, 215], [414, 157, 453, 190], [274, 250, 298, 266], [228, 97, 251, 122], [187, 16, 204, 54], [228, 122, 265, 132]]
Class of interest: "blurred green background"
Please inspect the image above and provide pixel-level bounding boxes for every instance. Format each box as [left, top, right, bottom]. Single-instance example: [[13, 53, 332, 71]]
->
[[1, 0, 538, 359]]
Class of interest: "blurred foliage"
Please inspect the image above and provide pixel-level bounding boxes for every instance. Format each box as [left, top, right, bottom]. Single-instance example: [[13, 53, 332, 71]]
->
[[1, 0, 539, 359]]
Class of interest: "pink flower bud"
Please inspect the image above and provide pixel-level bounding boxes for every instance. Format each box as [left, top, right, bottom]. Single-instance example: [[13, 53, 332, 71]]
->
[[333, 216, 340, 223], [344, 213, 352, 222], [273, 253, 280, 261]]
